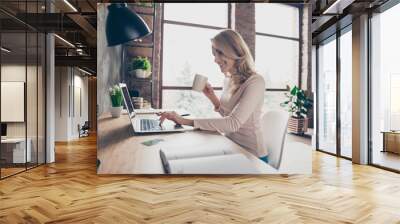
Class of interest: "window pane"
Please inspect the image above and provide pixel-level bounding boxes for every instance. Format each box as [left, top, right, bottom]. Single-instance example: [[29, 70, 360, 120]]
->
[[255, 3, 299, 38], [255, 35, 299, 89], [263, 91, 288, 112], [164, 3, 227, 28], [340, 29, 352, 158], [391, 74, 400, 130], [162, 90, 221, 118], [162, 24, 224, 87], [371, 3, 400, 171], [318, 37, 337, 155]]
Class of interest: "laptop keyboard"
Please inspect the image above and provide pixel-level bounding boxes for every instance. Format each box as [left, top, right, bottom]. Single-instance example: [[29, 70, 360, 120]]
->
[[140, 119, 162, 131]]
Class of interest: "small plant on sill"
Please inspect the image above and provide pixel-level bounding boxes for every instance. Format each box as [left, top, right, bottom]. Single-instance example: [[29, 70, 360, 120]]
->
[[130, 56, 152, 79]]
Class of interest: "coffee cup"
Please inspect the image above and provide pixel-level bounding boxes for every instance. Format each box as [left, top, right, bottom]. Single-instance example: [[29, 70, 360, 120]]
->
[[192, 74, 208, 92]]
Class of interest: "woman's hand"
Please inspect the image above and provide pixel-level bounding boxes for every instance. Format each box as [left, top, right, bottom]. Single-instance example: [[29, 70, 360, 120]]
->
[[202, 82, 216, 99], [157, 111, 194, 126], [202, 82, 221, 110], [157, 111, 182, 125]]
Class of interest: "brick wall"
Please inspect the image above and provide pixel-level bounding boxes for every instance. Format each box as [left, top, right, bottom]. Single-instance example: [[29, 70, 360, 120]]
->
[[152, 4, 162, 108], [234, 3, 256, 59]]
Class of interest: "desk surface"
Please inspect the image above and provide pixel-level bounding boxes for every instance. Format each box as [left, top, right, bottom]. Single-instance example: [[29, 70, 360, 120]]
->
[[1, 138, 28, 143], [97, 112, 278, 174]]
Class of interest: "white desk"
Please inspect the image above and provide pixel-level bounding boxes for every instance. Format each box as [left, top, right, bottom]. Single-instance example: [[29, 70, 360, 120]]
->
[[97, 112, 311, 174], [1, 138, 31, 163]]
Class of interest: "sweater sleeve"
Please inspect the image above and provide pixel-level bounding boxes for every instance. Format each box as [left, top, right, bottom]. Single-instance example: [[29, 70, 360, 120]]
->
[[214, 103, 225, 116], [193, 76, 265, 133]]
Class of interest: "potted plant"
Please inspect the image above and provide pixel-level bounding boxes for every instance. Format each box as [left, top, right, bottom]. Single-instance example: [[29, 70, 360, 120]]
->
[[281, 85, 313, 135], [130, 56, 151, 78], [109, 85, 123, 118]]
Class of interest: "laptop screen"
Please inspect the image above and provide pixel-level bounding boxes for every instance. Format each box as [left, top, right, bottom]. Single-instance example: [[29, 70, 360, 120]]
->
[[119, 83, 135, 117]]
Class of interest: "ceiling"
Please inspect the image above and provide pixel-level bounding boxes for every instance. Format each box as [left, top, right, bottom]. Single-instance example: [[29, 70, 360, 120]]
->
[[311, 0, 390, 43], [0, 0, 97, 74]]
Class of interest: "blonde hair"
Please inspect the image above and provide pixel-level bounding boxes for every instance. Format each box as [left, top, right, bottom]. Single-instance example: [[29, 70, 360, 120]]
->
[[211, 29, 257, 94]]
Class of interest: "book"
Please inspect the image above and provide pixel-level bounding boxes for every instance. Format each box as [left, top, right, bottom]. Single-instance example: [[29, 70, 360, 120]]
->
[[159, 145, 259, 174]]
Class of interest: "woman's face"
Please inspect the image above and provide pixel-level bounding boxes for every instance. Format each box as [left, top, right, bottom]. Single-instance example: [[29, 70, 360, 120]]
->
[[212, 46, 235, 75]]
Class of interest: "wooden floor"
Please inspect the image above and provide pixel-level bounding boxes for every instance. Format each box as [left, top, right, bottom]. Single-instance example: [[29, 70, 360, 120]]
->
[[1, 167, 26, 178], [1, 135, 400, 223]]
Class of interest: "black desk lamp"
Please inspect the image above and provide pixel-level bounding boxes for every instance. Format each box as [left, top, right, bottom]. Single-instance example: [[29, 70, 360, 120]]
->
[[106, 3, 152, 46]]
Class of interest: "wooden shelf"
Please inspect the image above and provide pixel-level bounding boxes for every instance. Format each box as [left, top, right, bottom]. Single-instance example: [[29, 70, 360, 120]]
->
[[122, 3, 155, 107], [124, 43, 153, 48], [128, 5, 154, 15], [127, 76, 153, 83]]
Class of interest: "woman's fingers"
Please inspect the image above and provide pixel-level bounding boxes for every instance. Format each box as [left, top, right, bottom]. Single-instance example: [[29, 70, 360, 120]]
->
[[158, 112, 167, 125], [158, 112, 178, 125], [203, 83, 214, 96]]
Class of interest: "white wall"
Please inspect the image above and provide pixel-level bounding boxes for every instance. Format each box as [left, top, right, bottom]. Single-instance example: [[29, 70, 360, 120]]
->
[[1, 65, 36, 137], [1, 63, 46, 164], [55, 67, 69, 141], [72, 73, 89, 138], [55, 67, 89, 141]]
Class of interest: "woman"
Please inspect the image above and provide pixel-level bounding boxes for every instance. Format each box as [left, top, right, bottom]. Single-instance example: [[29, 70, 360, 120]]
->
[[158, 29, 268, 163]]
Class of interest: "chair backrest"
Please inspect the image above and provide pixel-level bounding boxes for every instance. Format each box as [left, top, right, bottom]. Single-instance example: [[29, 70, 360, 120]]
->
[[262, 110, 289, 170], [82, 121, 90, 129]]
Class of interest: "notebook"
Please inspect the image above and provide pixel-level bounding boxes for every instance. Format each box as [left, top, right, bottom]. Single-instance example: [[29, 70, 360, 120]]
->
[[159, 145, 259, 174]]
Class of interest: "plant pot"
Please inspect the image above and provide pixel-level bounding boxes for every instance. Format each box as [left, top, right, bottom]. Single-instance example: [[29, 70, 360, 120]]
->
[[287, 116, 308, 134], [134, 69, 151, 78], [110, 106, 123, 118]]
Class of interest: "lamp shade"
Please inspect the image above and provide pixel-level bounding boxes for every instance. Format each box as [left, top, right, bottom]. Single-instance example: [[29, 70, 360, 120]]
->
[[106, 3, 152, 47]]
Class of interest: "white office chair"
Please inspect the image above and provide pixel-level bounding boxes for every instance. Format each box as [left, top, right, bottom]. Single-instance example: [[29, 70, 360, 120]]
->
[[262, 110, 289, 170]]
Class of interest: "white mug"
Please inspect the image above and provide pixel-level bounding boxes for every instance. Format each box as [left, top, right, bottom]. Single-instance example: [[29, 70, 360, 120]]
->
[[192, 74, 208, 92]]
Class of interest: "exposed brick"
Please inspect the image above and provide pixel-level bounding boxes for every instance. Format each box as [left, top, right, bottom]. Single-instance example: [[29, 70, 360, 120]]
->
[[234, 3, 255, 59], [152, 3, 162, 108]]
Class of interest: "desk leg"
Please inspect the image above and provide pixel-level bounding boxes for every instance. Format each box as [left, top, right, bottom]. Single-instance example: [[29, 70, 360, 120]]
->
[[382, 133, 386, 153]]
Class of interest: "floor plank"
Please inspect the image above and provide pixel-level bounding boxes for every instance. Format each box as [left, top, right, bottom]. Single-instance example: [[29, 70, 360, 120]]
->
[[0, 135, 399, 223]]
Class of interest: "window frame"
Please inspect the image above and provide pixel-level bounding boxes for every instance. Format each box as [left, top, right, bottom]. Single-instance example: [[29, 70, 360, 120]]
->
[[159, 3, 231, 108], [315, 24, 353, 161], [254, 3, 302, 91], [160, 3, 304, 110], [368, 0, 400, 173]]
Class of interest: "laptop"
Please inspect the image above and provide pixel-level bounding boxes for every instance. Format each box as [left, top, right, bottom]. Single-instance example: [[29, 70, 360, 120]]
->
[[119, 83, 193, 134]]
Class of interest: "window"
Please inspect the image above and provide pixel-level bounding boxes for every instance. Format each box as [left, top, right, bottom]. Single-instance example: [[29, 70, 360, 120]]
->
[[162, 3, 228, 117], [339, 28, 352, 158], [315, 22, 353, 159], [317, 36, 337, 155], [162, 24, 224, 87], [370, 2, 400, 171], [255, 3, 300, 110], [164, 3, 227, 28], [162, 3, 302, 116], [390, 74, 400, 130]]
